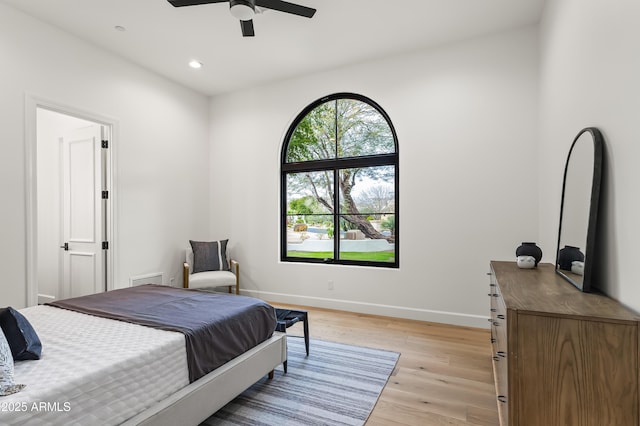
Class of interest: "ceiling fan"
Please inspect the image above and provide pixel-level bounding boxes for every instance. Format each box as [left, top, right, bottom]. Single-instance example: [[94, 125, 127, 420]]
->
[[167, 0, 316, 37]]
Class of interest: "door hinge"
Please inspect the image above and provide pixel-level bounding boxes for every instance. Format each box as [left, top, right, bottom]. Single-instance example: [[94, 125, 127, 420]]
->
[[102, 190, 109, 199], [101, 140, 109, 149], [102, 241, 109, 250]]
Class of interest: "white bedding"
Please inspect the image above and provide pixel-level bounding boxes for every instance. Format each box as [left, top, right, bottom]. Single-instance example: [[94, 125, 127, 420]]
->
[[0, 305, 189, 426]]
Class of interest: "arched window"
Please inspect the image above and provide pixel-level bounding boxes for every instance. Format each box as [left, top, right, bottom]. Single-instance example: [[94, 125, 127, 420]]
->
[[281, 93, 399, 268]]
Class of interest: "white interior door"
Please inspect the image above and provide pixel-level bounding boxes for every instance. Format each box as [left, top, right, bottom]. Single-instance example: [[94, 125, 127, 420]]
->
[[60, 125, 105, 298]]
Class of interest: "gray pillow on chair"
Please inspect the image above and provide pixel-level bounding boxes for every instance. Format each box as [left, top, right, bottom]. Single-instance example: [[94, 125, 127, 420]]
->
[[189, 240, 231, 273]]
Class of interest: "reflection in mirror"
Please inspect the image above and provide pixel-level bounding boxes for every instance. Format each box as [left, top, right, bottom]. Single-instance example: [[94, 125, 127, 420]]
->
[[556, 127, 603, 292]]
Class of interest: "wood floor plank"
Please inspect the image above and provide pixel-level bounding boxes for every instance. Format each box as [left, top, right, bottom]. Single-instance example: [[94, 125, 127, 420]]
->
[[272, 303, 499, 425], [370, 399, 472, 426]]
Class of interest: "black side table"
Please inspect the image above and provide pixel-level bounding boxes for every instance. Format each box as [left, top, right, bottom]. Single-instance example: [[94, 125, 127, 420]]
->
[[275, 308, 309, 373]]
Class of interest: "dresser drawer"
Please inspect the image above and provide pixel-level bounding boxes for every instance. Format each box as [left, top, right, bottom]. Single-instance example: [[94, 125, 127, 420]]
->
[[489, 274, 506, 346], [489, 270, 509, 425]]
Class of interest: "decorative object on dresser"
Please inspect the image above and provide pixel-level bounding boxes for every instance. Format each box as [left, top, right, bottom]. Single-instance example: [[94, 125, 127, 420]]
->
[[488, 261, 639, 426], [515, 256, 535, 269], [515, 242, 542, 267], [557, 244, 585, 271], [555, 127, 604, 292]]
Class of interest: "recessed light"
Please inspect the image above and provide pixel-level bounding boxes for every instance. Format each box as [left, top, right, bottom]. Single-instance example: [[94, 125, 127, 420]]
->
[[189, 60, 203, 69], [114, 25, 126, 32]]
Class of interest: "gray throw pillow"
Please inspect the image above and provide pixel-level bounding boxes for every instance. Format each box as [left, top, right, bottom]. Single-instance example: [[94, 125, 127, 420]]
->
[[0, 329, 26, 396], [189, 240, 230, 273], [0, 307, 42, 361]]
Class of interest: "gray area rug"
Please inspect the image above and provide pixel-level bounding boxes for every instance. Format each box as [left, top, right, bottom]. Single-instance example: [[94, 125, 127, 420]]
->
[[202, 336, 400, 426]]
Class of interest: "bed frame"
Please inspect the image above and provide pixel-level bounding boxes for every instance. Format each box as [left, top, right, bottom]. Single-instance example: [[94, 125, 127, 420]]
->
[[122, 332, 287, 426]]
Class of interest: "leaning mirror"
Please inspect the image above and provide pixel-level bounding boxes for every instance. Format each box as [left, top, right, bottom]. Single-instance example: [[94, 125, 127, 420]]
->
[[556, 127, 603, 292]]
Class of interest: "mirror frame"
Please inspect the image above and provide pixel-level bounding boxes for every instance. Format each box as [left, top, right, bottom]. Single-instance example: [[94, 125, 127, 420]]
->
[[556, 127, 604, 292]]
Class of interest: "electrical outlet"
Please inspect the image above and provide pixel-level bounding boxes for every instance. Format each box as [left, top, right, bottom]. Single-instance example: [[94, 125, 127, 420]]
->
[[328, 280, 334, 290]]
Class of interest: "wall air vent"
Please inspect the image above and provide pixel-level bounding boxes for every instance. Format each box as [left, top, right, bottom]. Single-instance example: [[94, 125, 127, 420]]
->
[[129, 272, 164, 287]]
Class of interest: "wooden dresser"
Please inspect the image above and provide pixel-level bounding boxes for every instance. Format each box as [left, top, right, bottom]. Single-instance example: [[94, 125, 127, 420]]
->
[[489, 261, 639, 426]]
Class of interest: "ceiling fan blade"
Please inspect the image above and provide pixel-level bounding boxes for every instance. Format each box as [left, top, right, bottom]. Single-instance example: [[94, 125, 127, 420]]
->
[[168, 0, 228, 7], [255, 0, 316, 18], [240, 20, 255, 37]]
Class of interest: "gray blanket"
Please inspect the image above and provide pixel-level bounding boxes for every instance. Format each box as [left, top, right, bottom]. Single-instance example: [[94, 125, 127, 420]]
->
[[48, 285, 276, 382]]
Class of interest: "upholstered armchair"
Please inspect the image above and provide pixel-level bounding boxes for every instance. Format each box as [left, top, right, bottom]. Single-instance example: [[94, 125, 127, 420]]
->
[[183, 240, 239, 295]]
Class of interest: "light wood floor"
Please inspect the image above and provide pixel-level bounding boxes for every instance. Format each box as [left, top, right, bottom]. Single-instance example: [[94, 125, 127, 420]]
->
[[272, 303, 499, 426]]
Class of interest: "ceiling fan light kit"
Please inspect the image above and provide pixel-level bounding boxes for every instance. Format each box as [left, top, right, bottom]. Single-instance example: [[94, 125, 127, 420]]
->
[[168, 0, 316, 37], [229, 0, 255, 21]]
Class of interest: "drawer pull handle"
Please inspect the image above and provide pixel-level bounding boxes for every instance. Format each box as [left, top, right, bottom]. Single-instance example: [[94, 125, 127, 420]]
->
[[492, 321, 500, 326], [490, 283, 496, 287], [488, 293, 499, 297], [490, 308, 497, 312], [493, 356, 500, 361], [497, 351, 506, 358], [497, 395, 507, 404], [490, 338, 496, 343], [497, 314, 505, 320]]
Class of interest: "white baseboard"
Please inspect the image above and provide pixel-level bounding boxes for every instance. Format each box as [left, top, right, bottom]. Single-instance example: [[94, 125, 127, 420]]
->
[[241, 289, 489, 329]]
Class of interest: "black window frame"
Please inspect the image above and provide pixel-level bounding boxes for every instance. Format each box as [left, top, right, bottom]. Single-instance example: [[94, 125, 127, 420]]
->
[[280, 92, 399, 268]]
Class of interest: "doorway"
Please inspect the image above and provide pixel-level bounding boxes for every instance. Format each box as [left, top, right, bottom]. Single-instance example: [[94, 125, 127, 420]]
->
[[25, 97, 115, 306]]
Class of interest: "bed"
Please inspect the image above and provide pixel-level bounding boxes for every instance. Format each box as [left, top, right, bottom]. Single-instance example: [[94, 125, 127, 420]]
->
[[0, 285, 287, 426]]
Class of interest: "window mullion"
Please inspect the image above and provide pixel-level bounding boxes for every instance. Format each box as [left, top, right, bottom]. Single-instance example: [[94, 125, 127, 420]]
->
[[282, 153, 396, 173], [333, 100, 340, 262], [334, 99, 339, 159], [333, 168, 340, 262]]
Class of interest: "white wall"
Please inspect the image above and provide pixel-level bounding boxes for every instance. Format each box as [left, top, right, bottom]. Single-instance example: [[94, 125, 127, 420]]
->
[[209, 27, 539, 327], [538, 0, 640, 312], [0, 3, 211, 308]]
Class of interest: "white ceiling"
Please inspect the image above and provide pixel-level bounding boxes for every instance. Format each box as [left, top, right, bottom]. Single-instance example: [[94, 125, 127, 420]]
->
[[2, 0, 546, 96]]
